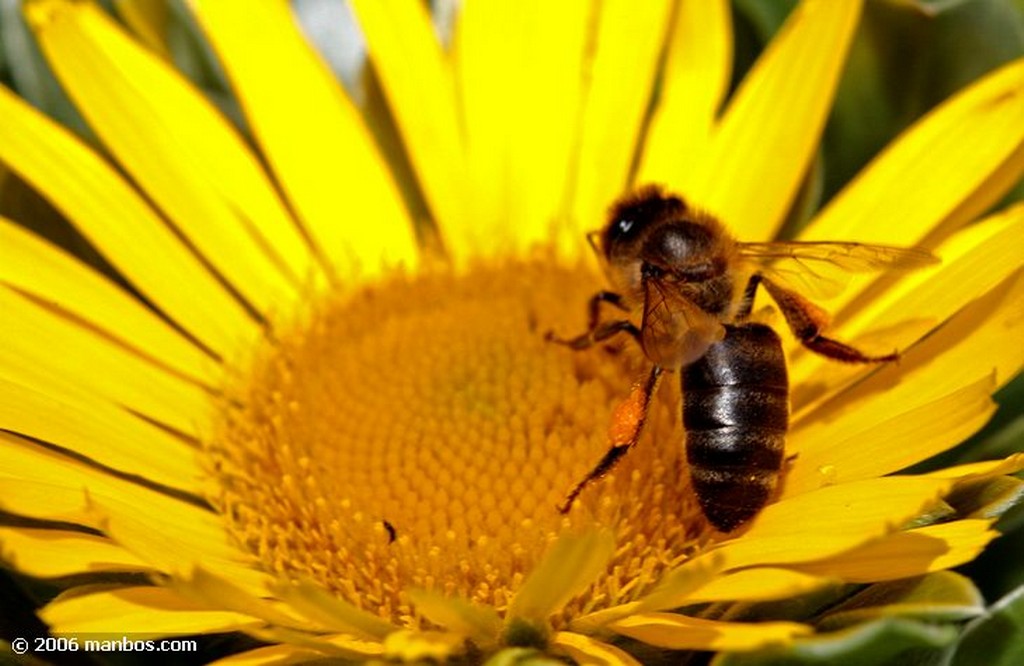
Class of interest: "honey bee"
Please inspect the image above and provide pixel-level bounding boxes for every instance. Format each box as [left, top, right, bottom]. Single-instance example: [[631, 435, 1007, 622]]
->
[[551, 186, 938, 532]]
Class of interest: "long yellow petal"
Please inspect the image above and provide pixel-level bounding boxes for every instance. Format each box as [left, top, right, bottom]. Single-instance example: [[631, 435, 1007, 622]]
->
[[454, 0, 592, 254], [552, 631, 642, 666], [41, 586, 263, 637], [791, 270, 1024, 484], [786, 376, 997, 497], [570, 0, 675, 239], [28, 2, 325, 305], [0, 85, 258, 357], [0, 216, 218, 387], [349, 0, 469, 256], [609, 613, 811, 651], [188, 0, 418, 280], [789, 205, 1024, 397], [687, 0, 862, 240], [169, 567, 310, 631], [927, 453, 1024, 480], [0, 377, 202, 494], [678, 568, 834, 605], [803, 57, 1024, 246], [0, 527, 150, 578], [710, 477, 951, 570], [793, 520, 998, 582], [636, 0, 732, 188], [0, 288, 211, 435], [0, 432, 251, 571]]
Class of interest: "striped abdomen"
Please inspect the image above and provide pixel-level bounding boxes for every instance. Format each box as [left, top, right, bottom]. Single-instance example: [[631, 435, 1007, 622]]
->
[[681, 323, 788, 532]]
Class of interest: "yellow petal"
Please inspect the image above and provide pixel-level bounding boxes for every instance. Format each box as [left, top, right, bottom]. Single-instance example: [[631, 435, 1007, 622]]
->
[[189, 0, 418, 280], [687, 0, 863, 240], [406, 589, 501, 647], [785, 375, 997, 497], [0, 432, 254, 576], [710, 477, 952, 570], [609, 613, 812, 651], [0, 377, 203, 494], [803, 57, 1024, 247], [927, 453, 1024, 480], [507, 527, 615, 622], [678, 568, 835, 605], [630, 552, 726, 616], [0, 216, 218, 388], [789, 205, 1024, 402], [453, 1, 592, 254], [552, 631, 642, 666], [168, 567, 308, 630], [636, 0, 732, 188], [793, 520, 998, 582], [349, 0, 469, 256], [836, 203, 1024, 340], [96, 498, 271, 597], [0, 288, 211, 435], [28, 2, 322, 313], [41, 586, 262, 637], [271, 579, 396, 641], [0, 527, 150, 578], [791, 270, 1024, 481], [0, 86, 258, 357], [570, 0, 675, 239]]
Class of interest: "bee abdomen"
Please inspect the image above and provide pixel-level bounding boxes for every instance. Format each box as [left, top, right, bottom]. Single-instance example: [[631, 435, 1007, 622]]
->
[[682, 324, 788, 532]]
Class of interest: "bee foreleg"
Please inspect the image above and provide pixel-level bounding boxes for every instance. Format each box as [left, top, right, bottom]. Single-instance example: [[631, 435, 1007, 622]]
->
[[761, 278, 898, 363], [546, 290, 640, 350], [559, 366, 663, 513]]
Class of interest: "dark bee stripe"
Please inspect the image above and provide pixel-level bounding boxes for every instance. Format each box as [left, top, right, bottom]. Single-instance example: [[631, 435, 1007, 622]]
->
[[681, 323, 788, 532]]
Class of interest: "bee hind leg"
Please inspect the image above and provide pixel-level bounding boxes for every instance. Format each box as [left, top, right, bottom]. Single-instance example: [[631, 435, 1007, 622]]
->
[[761, 277, 898, 363], [559, 366, 663, 513]]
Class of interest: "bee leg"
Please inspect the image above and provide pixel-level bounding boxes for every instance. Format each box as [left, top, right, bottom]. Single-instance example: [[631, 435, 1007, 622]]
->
[[761, 277, 898, 363], [559, 366, 663, 513], [735, 273, 763, 320], [549, 319, 642, 350], [547, 290, 640, 348], [546, 291, 637, 349]]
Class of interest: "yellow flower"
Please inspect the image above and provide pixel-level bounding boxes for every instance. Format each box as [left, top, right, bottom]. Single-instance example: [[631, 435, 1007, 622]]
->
[[0, 0, 1022, 664]]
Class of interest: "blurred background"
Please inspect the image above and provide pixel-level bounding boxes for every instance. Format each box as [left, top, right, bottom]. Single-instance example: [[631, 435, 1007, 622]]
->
[[1, 1, 1022, 663]]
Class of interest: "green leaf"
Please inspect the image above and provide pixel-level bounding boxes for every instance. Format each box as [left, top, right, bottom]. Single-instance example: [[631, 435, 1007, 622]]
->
[[712, 616, 957, 666], [818, 572, 985, 631], [945, 584, 1024, 666]]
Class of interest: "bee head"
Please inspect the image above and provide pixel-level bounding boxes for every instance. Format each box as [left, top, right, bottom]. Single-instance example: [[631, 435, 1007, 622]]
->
[[602, 185, 687, 267]]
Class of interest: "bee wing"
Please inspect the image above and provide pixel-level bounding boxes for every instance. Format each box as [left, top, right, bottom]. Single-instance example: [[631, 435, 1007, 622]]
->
[[738, 241, 939, 299], [642, 277, 724, 369]]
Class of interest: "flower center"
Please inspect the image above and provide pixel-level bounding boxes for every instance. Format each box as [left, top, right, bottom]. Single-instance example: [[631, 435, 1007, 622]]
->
[[207, 259, 702, 628]]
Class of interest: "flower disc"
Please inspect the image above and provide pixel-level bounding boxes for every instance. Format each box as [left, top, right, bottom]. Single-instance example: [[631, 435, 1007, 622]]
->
[[207, 260, 702, 628]]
